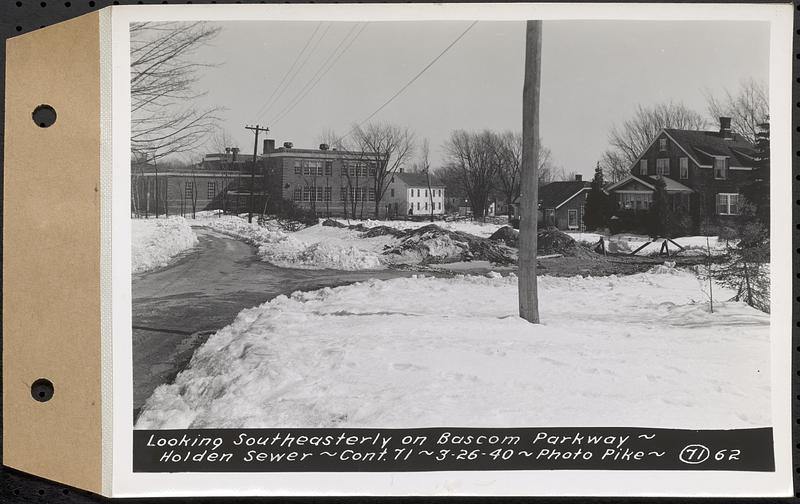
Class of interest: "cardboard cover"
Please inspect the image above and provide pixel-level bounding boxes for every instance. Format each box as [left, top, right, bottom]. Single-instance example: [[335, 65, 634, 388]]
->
[[3, 11, 103, 493]]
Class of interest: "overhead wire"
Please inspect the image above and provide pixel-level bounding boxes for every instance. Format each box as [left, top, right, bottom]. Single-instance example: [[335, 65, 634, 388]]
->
[[271, 22, 368, 126], [255, 22, 331, 121]]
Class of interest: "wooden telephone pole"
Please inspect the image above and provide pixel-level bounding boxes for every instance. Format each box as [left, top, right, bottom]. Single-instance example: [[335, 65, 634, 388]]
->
[[518, 20, 542, 323], [245, 125, 269, 223]]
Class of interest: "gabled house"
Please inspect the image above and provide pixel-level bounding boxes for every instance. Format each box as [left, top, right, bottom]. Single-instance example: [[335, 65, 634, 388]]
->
[[538, 175, 591, 230], [606, 117, 760, 231], [383, 171, 446, 218]]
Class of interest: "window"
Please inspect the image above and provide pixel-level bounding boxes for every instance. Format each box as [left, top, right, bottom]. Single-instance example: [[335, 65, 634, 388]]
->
[[369, 162, 377, 176], [567, 209, 578, 229], [306, 160, 323, 176], [390, 188, 395, 197], [438, 189, 442, 197], [325, 161, 333, 176], [679, 157, 689, 179], [639, 159, 648, 176], [368, 188, 375, 201], [716, 193, 739, 215], [184, 181, 194, 198], [340, 187, 347, 201], [417, 189, 421, 197], [294, 160, 302, 174], [324, 187, 331, 202], [618, 192, 653, 210], [207, 181, 216, 199], [293, 188, 302, 201], [656, 158, 670, 176], [546, 209, 555, 226], [417, 202, 420, 211], [714, 157, 728, 179], [659, 138, 667, 151], [437, 202, 441, 210], [424, 202, 428, 210], [302, 187, 311, 202], [424, 190, 428, 197]]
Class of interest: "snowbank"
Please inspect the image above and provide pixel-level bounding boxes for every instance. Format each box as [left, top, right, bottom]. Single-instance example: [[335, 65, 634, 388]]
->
[[136, 267, 769, 429], [192, 215, 390, 270], [131, 217, 198, 273]]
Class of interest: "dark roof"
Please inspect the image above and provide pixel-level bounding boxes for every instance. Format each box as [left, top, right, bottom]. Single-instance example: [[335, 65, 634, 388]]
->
[[394, 171, 444, 187], [663, 129, 757, 168], [538, 180, 590, 209]]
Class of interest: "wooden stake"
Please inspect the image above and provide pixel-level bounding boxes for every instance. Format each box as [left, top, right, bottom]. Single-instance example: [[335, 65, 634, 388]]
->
[[518, 20, 542, 324]]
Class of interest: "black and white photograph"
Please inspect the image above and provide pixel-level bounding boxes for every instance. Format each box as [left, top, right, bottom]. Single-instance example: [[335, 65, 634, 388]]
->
[[128, 12, 778, 440]]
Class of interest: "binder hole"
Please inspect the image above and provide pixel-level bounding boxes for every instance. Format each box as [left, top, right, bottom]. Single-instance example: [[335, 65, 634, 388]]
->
[[32, 104, 56, 128], [31, 378, 54, 402]]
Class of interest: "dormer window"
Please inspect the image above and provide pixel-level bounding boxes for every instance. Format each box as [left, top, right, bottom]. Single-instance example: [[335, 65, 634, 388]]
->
[[659, 138, 667, 151], [713, 157, 728, 180], [639, 159, 648, 175]]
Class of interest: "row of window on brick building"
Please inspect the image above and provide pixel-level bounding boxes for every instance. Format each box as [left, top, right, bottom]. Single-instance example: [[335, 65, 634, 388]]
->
[[293, 186, 376, 202], [294, 159, 378, 177]]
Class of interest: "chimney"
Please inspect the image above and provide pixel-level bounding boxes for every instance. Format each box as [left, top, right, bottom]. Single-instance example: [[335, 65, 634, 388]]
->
[[719, 116, 732, 139], [575, 174, 582, 182], [283, 142, 293, 149], [263, 138, 275, 154], [231, 147, 239, 161], [399, 167, 404, 173]]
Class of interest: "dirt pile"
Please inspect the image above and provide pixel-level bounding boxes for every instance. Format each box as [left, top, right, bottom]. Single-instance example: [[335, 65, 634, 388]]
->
[[488, 226, 519, 248], [361, 225, 406, 238], [381, 224, 517, 265], [321, 219, 347, 228]]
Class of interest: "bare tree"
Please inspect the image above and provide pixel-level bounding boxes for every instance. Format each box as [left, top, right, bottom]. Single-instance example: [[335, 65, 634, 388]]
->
[[352, 122, 415, 218], [419, 138, 435, 222], [598, 149, 630, 183], [705, 78, 769, 144], [130, 21, 222, 160], [607, 102, 708, 166], [443, 130, 500, 219]]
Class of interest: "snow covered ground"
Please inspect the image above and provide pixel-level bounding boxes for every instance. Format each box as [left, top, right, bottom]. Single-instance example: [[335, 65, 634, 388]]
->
[[136, 266, 769, 430], [131, 217, 198, 273]]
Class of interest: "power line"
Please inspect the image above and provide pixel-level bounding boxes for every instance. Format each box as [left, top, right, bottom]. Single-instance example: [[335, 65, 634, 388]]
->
[[271, 22, 368, 126], [256, 23, 332, 121], [254, 22, 323, 120], [343, 20, 478, 140]]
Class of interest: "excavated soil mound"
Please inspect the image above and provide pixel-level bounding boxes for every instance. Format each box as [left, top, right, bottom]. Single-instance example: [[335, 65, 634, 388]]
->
[[537, 229, 577, 255], [361, 225, 406, 238], [382, 224, 517, 265], [321, 219, 347, 228], [488, 226, 519, 248]]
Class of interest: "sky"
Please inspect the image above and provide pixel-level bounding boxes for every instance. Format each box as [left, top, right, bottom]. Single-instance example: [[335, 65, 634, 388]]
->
[[174, 19, 769, 178]]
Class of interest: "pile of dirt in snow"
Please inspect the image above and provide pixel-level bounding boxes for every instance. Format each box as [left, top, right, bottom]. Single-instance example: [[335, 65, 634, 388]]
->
[[489, 226, 519, 248], [321, 219, 347, 228], [488, 226, 601, 260], [537, 229, 577, 255], [360, 225, 406, 238], [382, 224, 516, 265]]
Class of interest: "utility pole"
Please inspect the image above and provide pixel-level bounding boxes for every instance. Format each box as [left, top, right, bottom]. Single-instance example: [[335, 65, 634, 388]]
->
[[152, 150, 159, 219], [245, 125, 269, 223], [518, 20, 542, 324]]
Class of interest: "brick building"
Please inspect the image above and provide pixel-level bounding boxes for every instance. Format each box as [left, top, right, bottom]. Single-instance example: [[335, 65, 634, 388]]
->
[[260, 139, 380, 218]]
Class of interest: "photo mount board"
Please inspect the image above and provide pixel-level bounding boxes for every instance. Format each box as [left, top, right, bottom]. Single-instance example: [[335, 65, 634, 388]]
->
[[2, 2, 795, 498], [3, 10, 105, 494]]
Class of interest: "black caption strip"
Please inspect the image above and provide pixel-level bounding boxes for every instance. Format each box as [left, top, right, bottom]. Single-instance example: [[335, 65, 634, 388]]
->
[[133, 427, 774, 473]]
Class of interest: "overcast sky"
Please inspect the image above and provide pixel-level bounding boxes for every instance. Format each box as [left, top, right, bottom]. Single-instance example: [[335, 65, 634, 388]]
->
[[178, 19, 769, 178]]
